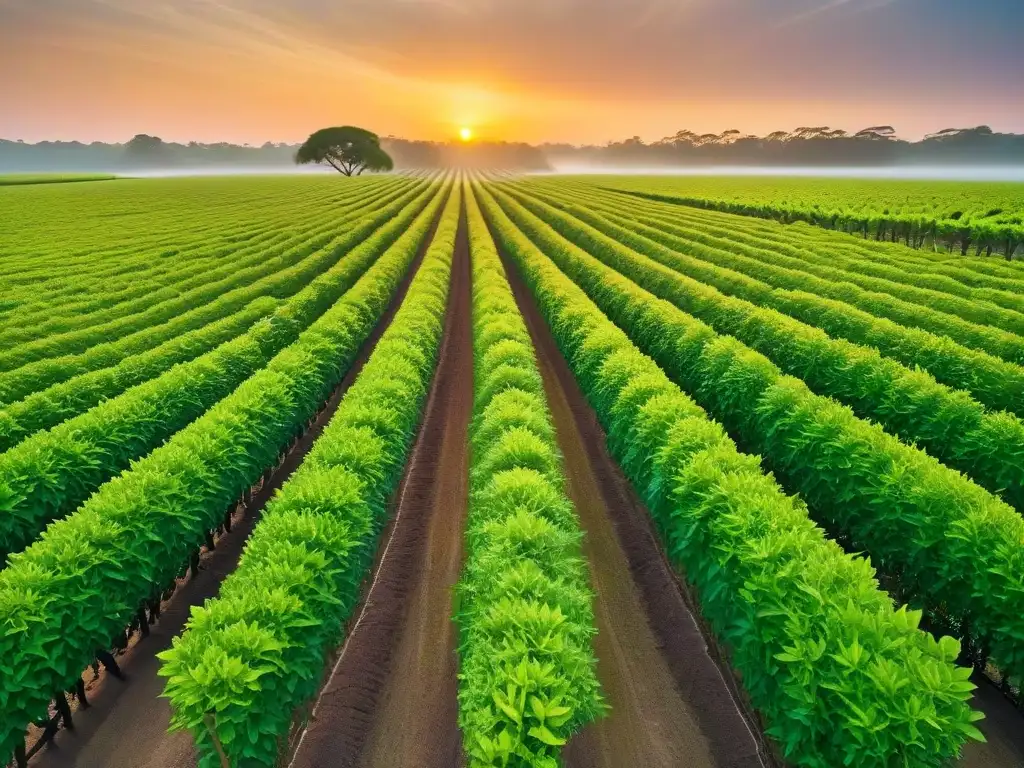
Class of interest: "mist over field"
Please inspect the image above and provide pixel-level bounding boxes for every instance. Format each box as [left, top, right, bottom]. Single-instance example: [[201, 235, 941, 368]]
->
[[543, 164, 1024, 182]]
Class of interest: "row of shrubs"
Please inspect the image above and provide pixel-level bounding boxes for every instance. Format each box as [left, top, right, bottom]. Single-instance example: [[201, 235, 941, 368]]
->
[[476, 180, 984, 766], [158, 182, 462, 767], [615, 186, 1024, 314], [0, 178, 451, 764], [488, 182, 1024, 702], [0, 181, 439, 559], [0, 176, 409, 344], [501, 183, 1024, 515], [576, 185, 1024, 362], [514, 182, 1024, 417], [456, 182, 602, 766], [0, 180, 418, 371], [0, 177, 422, 403]]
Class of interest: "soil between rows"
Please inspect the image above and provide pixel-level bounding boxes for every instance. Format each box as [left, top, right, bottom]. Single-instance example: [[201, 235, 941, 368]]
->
[[958, 676, 1024, 767], [502, 250, 774, 768], [25, 188, 450, 768], [287, 200, 473, 768]]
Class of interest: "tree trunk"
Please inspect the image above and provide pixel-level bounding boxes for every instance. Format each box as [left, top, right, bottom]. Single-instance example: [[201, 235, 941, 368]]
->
[[75, 677, 89, 708], [55, 694, 73, 730], [96, 649, 125, 679], [137, 607, 150, 638]]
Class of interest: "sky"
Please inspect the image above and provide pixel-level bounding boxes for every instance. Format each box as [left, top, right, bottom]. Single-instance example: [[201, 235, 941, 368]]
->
[[1, 0, 1022, 145]]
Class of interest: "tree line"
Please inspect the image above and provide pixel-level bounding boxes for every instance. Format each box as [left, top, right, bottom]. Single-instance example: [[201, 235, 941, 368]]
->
[[3, 124, 1024, 173]]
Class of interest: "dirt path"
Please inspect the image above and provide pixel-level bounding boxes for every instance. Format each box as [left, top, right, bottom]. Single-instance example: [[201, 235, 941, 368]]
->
[[26, 190, 450, 768], [287, 203, 473, 768], [503, 255, 773, 768], [959, 676, 1024, 767]]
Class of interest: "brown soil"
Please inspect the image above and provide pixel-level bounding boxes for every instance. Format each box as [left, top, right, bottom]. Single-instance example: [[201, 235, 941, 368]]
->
[[24, 188, 450, 768], [958, 675, 1024, 768], [503, 254, 773, 768], [287, 201, 473, 768]]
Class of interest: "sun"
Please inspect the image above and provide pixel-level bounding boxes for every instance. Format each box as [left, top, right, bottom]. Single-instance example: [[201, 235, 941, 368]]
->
[[459, 127, 473, 142]]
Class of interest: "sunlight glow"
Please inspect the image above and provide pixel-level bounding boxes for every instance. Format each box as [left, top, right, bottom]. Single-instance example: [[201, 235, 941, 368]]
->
[[459, 126, 473, 142]]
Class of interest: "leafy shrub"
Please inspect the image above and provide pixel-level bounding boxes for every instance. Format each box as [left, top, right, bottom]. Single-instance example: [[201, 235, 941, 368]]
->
[[478, 180, 982, 767], [158, 182, 461, 767], [0, 179, 452, 765], [457, 182, 602, 768]]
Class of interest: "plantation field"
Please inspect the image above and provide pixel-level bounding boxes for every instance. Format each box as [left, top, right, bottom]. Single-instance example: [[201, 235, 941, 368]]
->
[[592, 174, 1024, 259], [1, 172, 1022, 768]]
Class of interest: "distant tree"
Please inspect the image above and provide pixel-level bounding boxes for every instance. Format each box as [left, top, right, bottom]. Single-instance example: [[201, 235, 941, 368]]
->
[[295, 126, 393, 176], [855, 125, 898, 141], [125, 134, 165, 155], [124, 134, 170, 165]]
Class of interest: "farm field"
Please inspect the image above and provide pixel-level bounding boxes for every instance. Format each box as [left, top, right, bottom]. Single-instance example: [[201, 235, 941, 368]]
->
[[590, 174, 1024, 260], [1, 172, 1023, 768]]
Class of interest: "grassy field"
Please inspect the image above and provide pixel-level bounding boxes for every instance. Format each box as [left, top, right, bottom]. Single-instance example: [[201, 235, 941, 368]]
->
[[1, 172, 1022, 768]]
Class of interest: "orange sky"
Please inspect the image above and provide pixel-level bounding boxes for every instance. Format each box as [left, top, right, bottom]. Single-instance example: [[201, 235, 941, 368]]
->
[[2, 0, 1022, 145]]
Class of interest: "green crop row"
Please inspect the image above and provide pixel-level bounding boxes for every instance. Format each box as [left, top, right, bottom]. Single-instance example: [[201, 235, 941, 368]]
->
[[0, 205, 303, 338], [485, 183, 1024, 690], [625, 190, 1024, 336], [651, 194, 1024, 315], [0, 177, 353, 286], [0, 180, 427, 406], [474, 181, 981, 767], [0, 179, 402, 340], [158, 183, 461, 768], [0, 297, 276, 452], [600, 179, 1023, 260], [507, 182, 1024, 366], [555, 181, 1024, 316], [0, 181, 444, 560], [0, 180, 421, 369], [499, 184, 1024, 514], [457, 183, 602, 767], [513, 182, 1024, 418], [0, 179, 451, 765]]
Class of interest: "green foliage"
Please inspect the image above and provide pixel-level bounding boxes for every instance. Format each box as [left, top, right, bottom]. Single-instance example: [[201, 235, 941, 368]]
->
[[515, 179, 1024, 416], [500, 183, 1024, 515], [457, 182, 602, 767], [484, 182, 1024, 701], [0, 179, 415, 380], [295, 126, 394, 176], [0, 179, 451, 762], [593, 175, 1024, 261], [476, 180, 983, 767], [0, 175, 409, 344], [158, 183, 461, 768], [0, 181, 438, 560]]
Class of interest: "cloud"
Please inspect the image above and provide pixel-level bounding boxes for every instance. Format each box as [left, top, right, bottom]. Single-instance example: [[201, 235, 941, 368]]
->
[[1, 0, 1021, 144], [773, 0, 901, 29]]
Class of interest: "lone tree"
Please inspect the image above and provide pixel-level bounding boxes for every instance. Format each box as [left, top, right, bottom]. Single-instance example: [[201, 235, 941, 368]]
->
[[295, 126, 393, 176]]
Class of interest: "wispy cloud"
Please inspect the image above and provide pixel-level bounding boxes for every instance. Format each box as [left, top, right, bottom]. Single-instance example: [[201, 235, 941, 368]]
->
[[773, 0, 901, 29]]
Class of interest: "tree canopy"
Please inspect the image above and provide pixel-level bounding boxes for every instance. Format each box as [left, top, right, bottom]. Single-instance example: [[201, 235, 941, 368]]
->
[[295, 126, 393, 176]]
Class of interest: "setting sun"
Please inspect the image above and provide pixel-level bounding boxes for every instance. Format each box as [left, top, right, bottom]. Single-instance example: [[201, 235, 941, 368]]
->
[[459, 127, 473, 142]]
